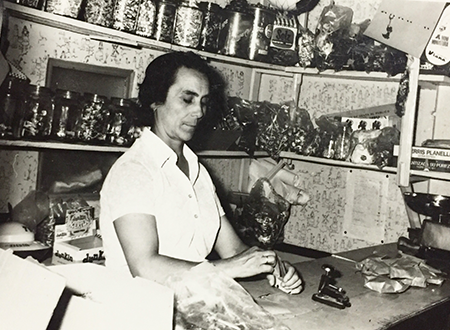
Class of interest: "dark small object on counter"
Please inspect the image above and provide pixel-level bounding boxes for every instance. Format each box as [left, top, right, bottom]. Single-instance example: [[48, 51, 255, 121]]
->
[[312, 264, 351, 309]]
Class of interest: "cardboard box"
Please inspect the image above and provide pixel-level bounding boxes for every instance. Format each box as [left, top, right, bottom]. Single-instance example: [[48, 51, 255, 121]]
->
[[52, 235, 105, 265], [0, 248, 174, 330]]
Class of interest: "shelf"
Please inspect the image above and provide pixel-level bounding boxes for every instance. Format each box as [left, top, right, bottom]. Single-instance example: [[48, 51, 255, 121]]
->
[[410, 170, 450, 182], [0, 139, 270, 157], [4, 2, 286, 71], [280, 151, 397, 174], [7, 2, 450, 83]]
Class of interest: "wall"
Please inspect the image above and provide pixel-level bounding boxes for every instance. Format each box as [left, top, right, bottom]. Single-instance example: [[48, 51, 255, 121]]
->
[[0, 0, 410, 253]]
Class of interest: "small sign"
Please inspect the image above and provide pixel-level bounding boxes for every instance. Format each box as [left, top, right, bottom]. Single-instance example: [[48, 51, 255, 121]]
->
[[364, 0, 446, 57]]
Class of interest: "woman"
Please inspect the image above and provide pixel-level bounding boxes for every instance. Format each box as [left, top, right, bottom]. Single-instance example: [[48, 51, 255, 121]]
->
[[99, 51, 303, 294]]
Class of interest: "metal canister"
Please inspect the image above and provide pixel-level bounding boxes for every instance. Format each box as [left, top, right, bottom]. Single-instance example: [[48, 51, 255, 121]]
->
[[218, 10, 254, 59], [112, 0, 140, 33], [153, 0, 177, 43], [173, 3, 203, 48], [248, 5, 276, 61], [135, 0, 157, 38], [198, 2, 223, 52]]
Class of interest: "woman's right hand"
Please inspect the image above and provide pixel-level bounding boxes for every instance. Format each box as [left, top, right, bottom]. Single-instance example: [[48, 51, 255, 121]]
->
[[212, 246, 277, 279]]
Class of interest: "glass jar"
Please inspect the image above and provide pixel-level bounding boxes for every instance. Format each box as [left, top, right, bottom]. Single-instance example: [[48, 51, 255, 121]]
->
[[198, 2, 223, 52], [135, 0, 157, 38], [107, 97, 135, 146], [112, 0, 141, 33], [74, 93, 110, 143], [153, 0, 177, 43], [0, 77, 28, 139], [21, 85, 54, 140], [83, 0, 115, 27], [45, 0, 84, 18], [52, 89, 82, 140], [173, 2, 203, 48]]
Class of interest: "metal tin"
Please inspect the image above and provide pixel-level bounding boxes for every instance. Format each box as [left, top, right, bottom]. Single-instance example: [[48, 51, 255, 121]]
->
[[198, 2, 223, 52], [248, 6, 276, 61], [173, 4, 203, 48], [153, 1, 177, 43], [218, 10, 254, 59], [135, 0, 157, 38]]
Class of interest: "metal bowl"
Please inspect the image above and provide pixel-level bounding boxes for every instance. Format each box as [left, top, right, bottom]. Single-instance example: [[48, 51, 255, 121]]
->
[[403, 192, 450, 219]]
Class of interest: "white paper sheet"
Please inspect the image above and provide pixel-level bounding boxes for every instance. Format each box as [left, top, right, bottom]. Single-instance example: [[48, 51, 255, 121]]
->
[[343, 170, 389, 244]]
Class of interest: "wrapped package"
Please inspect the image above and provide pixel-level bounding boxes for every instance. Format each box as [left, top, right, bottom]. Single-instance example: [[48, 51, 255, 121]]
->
[[165, 262, 290, 330], [355, 253, 445, 294], [241, 177, 291, 248]]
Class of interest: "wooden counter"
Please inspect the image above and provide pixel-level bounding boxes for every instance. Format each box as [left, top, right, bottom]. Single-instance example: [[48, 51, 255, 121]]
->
[[241, 244, 450, 330]]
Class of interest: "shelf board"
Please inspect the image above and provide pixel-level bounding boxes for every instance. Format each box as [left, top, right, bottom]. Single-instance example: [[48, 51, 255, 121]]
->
[[280, 151, 397, 174], [410, 170, 450, 181], [0, 139, 269, 156]]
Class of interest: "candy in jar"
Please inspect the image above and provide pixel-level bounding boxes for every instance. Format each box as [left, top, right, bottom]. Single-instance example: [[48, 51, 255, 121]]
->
[[74, 93, 110, 142], [153, 0, 177, 43], [135, 0, 157, 38], [83, 0, 115, 27], [112, 0, 140, 32], [173, 2, 203, 48], [21, 85, 54, 139]]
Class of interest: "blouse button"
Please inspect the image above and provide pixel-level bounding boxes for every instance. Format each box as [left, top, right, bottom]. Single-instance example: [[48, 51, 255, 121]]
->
[[194, 214, 198, 218], [188, 194, 193, 198]]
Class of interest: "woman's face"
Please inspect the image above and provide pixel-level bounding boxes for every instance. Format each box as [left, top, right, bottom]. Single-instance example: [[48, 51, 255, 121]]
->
[[152, 67, 209, 151]]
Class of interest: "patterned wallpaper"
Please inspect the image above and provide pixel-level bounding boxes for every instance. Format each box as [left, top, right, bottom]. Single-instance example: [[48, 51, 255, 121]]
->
[[0, 4, 410, 253]]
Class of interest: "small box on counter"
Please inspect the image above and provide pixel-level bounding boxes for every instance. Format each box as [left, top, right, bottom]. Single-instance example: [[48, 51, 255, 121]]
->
[[52, 234, 105, 265], [50, 195, 105, 265]]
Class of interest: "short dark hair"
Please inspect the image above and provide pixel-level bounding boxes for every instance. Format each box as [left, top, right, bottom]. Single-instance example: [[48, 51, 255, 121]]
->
[[138, 51, 225, 127]]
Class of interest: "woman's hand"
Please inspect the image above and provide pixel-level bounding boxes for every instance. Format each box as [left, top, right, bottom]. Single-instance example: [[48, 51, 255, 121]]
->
[[267, 260, 303, 295], [212, 246, 278, 279]]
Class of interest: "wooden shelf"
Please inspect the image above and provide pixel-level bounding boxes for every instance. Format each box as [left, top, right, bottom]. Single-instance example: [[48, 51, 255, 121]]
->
[[280, 151, 397, 174]]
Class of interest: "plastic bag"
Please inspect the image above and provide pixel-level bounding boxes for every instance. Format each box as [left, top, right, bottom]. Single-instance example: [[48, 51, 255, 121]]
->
[[242, 177, 291, 249], [165, 262, 290, 330]]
